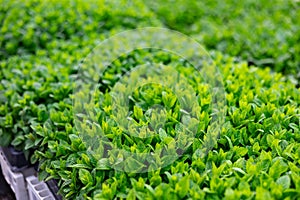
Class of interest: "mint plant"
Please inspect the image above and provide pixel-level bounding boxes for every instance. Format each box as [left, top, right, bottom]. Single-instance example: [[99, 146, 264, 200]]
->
[[0, 0, 299, 199], [32, 51, 300, 199]]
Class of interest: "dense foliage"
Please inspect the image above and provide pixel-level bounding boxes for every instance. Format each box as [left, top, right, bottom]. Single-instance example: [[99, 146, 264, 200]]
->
[[0, 0, 160, 58], [144, 0, 300, 77], [0, 0, 160, 151], [0, 0, 299, 199], [45, 53, 300, 199]]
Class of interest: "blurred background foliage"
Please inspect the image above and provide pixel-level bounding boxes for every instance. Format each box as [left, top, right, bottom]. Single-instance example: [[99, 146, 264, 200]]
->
[[144, 0, 300, 78]]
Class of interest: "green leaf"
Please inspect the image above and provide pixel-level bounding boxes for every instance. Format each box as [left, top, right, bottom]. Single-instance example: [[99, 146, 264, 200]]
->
[[232, 167, 246, 175], [125, 157, 146, 172], [256, 187, 271, 200], [38, 108, 48, 122], [133, 106, 143, 120], [68, 164, 91, 169], [96, 158, 110, 170], [11, 135, 24, 146], [269, 158, 288, 179], [276, 175, 291, 190], [159, 128, 167, 140], [79, 169, 93, 185], [162, 91, 177, 108], [175, 175, 190, 198]]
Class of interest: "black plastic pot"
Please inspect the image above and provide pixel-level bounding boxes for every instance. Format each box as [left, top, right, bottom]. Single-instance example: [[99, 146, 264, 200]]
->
[[0, 146, 29, 172], [46, 179, 63, 200]]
